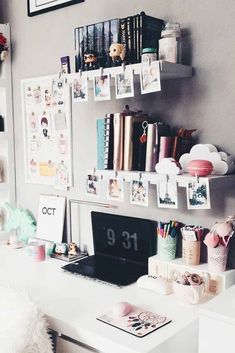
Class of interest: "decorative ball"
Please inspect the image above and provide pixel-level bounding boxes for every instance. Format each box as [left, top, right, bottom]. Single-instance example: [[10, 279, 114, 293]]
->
[[204, 231, 220, 248], [216, 222, 233, 237]]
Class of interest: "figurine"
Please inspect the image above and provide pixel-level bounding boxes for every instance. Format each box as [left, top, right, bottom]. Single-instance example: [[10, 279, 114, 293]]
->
[[54, 243, 68, 255], [109, 43, 125, 66], [0, 33, 8, 61], [68, 242, 78, 256], [84, 51, 98, 70]]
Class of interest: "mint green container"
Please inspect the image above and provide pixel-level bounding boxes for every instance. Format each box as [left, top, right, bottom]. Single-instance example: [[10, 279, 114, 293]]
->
[[157, 235, 177, 261]]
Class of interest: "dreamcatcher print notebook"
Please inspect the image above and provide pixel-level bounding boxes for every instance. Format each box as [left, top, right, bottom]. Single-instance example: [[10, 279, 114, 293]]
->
[[97, 306, 171, 337]]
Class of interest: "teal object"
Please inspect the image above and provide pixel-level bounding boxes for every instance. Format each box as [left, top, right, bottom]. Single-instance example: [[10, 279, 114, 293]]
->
[[157, 235, 177, 261], [3, 203, 37, 243]]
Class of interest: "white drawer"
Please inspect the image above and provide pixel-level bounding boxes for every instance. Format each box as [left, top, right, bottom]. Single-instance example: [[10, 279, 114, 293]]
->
[[57, 337, 94, 353]]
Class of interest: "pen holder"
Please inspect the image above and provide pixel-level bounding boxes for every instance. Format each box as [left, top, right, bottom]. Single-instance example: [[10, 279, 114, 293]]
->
[[182, 240, 201, 266], [207, 244, 229, 272], [157, 235, 177, 261]]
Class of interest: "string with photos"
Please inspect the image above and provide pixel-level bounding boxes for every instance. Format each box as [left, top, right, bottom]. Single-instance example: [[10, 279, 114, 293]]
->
[[71, 60, 161, 103]]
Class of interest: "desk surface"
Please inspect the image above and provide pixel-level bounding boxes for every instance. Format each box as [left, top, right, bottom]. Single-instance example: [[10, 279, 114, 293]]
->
[[0, 246, 210, 353]]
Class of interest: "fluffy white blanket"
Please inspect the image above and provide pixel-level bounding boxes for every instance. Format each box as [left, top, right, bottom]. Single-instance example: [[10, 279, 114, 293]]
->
[[0, 286, 54, 353]]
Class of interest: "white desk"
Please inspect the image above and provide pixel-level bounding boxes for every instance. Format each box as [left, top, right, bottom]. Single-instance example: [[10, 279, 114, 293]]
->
[[0, 246, 210, 353], [199, 285, 235, 353]]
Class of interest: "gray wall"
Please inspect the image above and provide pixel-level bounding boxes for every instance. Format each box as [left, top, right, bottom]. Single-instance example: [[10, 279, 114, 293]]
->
[[2, 1, 235, 254]]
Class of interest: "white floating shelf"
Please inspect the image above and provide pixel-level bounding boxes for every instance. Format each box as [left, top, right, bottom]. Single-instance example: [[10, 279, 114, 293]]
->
[[96, 170, 235, 187], [68, 61, 193, 83]]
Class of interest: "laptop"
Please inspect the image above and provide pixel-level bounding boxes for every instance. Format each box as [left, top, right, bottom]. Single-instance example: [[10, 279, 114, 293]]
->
[[62, 212, 156, 286]]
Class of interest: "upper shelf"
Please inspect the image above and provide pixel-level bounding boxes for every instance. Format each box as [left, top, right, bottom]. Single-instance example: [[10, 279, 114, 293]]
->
[[69, 61, 193, 81]]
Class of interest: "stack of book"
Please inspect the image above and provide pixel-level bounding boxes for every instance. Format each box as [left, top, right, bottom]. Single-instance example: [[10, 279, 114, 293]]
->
[[96, 112, 173, 172], [75, 12, 165, 71]]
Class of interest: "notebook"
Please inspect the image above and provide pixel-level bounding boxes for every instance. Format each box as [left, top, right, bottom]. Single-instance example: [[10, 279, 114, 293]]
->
[[97, 305, 171, 337], [96, 115, 114, 170], [62, 212, 156, 286]]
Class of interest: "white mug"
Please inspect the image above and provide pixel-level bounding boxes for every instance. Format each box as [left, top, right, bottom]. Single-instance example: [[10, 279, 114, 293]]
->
[[173, 281, 204, 305]]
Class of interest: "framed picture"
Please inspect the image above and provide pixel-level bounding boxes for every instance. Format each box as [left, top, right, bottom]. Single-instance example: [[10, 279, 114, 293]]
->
[[27, 0, 85, 17]]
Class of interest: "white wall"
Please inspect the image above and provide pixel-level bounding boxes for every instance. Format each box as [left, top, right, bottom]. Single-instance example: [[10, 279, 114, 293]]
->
[[2, 1, 235, 258]]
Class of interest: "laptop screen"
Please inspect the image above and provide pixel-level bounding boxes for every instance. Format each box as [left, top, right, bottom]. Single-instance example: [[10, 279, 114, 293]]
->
[[91, 212, 156, 264]]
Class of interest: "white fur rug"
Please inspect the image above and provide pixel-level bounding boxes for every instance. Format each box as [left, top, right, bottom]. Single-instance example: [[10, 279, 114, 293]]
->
[[0, 286, 54, 353]]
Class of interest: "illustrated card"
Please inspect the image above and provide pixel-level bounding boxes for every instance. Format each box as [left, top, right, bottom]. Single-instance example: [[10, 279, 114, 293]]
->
[[97, 306, 171, 338]]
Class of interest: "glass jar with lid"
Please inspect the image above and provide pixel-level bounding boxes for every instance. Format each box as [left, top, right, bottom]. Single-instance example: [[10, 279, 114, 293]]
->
[[141, 48, 157, 64], [159, 22, 182, 63]]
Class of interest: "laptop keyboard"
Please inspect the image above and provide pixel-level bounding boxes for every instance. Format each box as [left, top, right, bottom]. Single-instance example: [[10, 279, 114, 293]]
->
[[62, 255, 147, 286]]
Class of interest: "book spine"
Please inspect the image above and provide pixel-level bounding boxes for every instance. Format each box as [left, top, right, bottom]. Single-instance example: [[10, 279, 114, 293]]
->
[[110, 18, 119, 44], [104, 114, 114, 169], [78, 27, 84, 71], [126, 16, 134, 64], [119, 17, 127, 61], [123, 115, 134, 171], [96, 118, 105, 170], [158, 136, 172, 161], [152, 123, 159, 169], [87, 24, 95, 53], [145, 124, 156, 172], [113, 113, 124, 171], [74, 27, 80, 72], [103, 20, 111, 67], [138, 13, 143, 63], [132, 15, 137, 64], [94, 22, 104, 68]]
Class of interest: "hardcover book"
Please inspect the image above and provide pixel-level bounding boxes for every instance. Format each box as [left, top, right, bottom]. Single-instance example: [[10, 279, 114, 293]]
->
[[104, 114, 114, 169], [124, 115, 148, 171], [113, 113, 124, 170], [145, 123, 156, 172], [96, 118, 105, 170], [139, 12, 164, 61]]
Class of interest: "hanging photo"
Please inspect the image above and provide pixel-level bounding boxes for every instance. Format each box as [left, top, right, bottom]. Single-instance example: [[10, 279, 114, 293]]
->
[[93, 74, 111, 101], [140, 61, 161, 94], [157, 179, 178, 209], [86, 172, 100, 197], [107, 178, 124, 201], [73, 76, 88, 102], [186, 178, 211, 210], [115, 69, 134, 99], [130, 179, 149, 207]]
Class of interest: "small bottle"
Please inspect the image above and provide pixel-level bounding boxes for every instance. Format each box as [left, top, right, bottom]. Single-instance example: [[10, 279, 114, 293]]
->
[[159, 22, 182, 63], [141, 48, 157, 64]]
